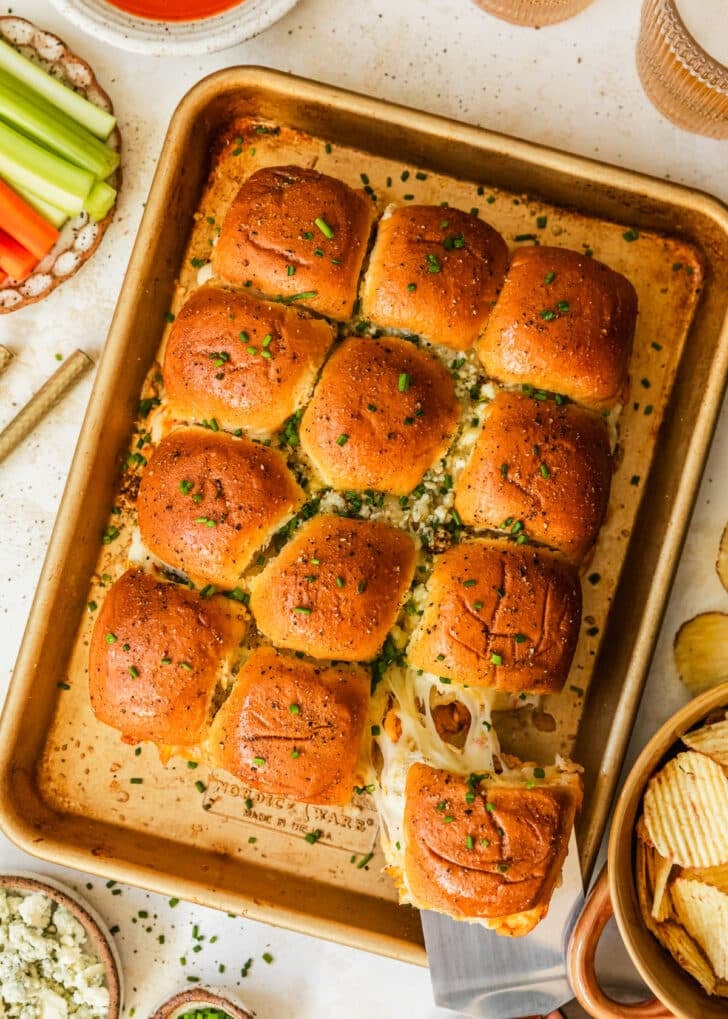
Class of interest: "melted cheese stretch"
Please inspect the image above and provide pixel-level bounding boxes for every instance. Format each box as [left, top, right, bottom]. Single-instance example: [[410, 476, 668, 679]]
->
[[367, 665, 503, 902]]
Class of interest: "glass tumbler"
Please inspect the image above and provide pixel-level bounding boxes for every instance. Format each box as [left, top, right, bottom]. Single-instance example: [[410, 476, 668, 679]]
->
[[471, 0, 594, 27], [636, 0, 728, 139]]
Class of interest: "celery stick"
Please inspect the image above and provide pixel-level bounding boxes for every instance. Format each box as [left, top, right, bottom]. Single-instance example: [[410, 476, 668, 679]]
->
[[0, 73, 119, 179], [12, 182, 68, 229], [0, 120, 93, 215], [84, 179, 116, 222], [0, 39, 115, 141]]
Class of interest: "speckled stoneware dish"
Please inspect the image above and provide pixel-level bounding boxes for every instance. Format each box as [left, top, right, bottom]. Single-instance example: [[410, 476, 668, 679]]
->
[[0, 16, 120, 314], [151, 987, 254, 1019], [0, 872, 123, 1018], [46, 0, 301, 56]]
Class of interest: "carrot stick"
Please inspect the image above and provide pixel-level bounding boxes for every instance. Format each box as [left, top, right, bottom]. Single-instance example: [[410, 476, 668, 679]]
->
[[0, 227, 37, 280], [0, 177, 59, 259]]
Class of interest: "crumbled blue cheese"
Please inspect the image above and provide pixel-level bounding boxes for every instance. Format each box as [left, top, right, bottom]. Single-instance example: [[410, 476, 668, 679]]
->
[[0, 889, 110, 1019]]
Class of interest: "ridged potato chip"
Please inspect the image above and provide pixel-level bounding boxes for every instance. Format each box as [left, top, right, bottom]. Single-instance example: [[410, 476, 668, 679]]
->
[[635, 837, 661, 937], [643, 752, 728, 867], [673, 613, 728, 695], [650, 847, 674, 922], [680, 862, 728, 893], [672, 877, 728, 981], [682, 719, 728, 768], [718, 522, 728, 594], [653, 919, 717, 995]]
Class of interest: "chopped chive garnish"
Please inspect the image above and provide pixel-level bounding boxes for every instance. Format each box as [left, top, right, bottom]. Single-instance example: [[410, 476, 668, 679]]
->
[[289, 703, 301, 714], [623, 228, 639, 242], [540, 463, 550, 478], [252, 756, 266, 767], [129, 666, 139, 679], [462, 579, 476, 587], [465, 835, 474, 850], [514, 633, 527, 643], [500, 463, 508, 477], [557, 300, 570, 313], [474, 601, 483, 611], [130, 777, 143, 784], [336, 576, 345, 588], [540, 308, 556, 321], [398, 372, 411, 392], [490, 653, 502, 666], [336, 433, 349, 446], [407, 282, 416, 292], [371, 725, 381, 736], [425, 253, 441, 273], [286, 265, 296, 276], [536, 215, 547, 229], [180, 662, 193, 671], [357, 579, 367, 594], [105, 632, 117, 644], [293, 606, 312, 615], [194, 780, 206, 794], [544, 271, 555, 285], [305, 829, 323, 844], [534, 767, 546, 779], [314, 217, 334, 239]]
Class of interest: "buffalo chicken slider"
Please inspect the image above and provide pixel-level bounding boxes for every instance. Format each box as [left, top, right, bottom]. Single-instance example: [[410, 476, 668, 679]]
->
[[454, 390, 612, 562], [407, 538, 581, 694], [403, 762, 583, 934], [476, 246, 638, 410], [208, 646, 369, 805], [136, 427, 304, 590], [360, 205, 508, 351], [300, 335, 460, 495], [250, 515, 416, 661], [89, 567, 247, 751], [162, 286, 335, 435], [212, 164, 376, 320]]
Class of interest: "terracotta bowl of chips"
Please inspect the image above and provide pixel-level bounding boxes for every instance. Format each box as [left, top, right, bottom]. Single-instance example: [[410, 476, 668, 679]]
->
[[567, 681, 728, 1018]]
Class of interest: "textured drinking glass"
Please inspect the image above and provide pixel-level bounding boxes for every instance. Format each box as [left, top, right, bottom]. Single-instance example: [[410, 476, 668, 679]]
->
[[471, 0, 594, 27], [637, 0, 728, 138]]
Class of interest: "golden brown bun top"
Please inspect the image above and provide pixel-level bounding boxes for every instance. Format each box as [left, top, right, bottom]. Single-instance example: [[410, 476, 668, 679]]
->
[[454, 390, 612, 562], [299, 335, 460, 496], [88, 568, 247, 747], [136, 426, 304, 590], [360, 204, 509, 351], [406, 538, 581, 694], [163, 286, 335, 435], [403, 762, 582, 922], [212, 165, 376, 320], [250, 515, 417, 661], [208, 646, 369, 805], [477, 246, 638, 409]]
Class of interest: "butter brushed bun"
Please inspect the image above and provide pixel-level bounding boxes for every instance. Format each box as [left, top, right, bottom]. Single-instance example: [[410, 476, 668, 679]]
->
[[89, 568, 247, 749], [250, 515, 416, 661], [300, 335, 460, 495], [403, 762, 582, 932], [454, 390, 612, 562], [212, 165, 376, 320], [476, 246, 638, 410], [359, 204, 508, 351], [136, 427, 304, 589], [407, 538, 581, 694], [163, 286, 335, 435], [208, 646, 369, 805]]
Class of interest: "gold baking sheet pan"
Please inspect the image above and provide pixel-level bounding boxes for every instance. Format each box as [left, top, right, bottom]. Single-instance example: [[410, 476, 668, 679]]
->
[[1, 68, 727, 965]]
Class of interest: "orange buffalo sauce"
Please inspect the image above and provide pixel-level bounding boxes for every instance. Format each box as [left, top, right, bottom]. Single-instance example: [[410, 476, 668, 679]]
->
[[105, 0, 241, 20]]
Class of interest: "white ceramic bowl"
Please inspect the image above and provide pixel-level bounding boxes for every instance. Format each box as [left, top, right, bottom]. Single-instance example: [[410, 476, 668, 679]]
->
[[151, 987, 253, 1019], [46, 0, 301, 56]]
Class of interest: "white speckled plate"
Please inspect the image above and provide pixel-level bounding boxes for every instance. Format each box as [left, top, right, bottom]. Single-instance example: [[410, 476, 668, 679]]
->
[[46, 0, 301, 56], [0, 17, 120, 314]]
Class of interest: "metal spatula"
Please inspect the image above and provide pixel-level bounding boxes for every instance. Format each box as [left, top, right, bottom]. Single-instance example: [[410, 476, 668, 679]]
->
[[422, 834, 584, 1018]]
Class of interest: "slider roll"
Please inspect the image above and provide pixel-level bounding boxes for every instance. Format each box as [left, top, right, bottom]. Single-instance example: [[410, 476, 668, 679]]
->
[[250, 515, 416, 661], [454, 390, 612, 562], [407, 538, 581, 694], [213, 165, 376, 320], [208, 647, 370, 805], [360, 204, 508, 351], [88, 568, 247, 749], [476, 246, 638, 410], [403, 763, 582, 933], [300, 335, 460, 496], [136, 427, 305, 590], [163, 286, 335, 435]]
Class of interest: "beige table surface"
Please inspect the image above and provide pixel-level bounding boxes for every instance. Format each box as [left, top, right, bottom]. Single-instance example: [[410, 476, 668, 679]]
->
[[1, 1, 726, 1016]]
